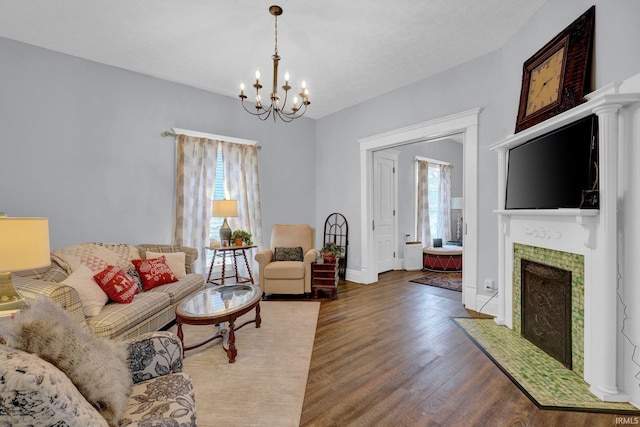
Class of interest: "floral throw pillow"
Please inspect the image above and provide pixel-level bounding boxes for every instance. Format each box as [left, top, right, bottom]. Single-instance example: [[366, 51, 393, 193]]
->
[[273, 246, 304, 262], [94, 265, 140, 304], [131, 256, 179, 291]]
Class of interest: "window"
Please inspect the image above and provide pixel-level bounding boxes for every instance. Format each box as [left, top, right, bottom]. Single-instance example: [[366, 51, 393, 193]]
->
[[173, 130, 262, 276], [427, 163, 440, 236], [416, 157, 451, 245], [206, 152, 225, 269]]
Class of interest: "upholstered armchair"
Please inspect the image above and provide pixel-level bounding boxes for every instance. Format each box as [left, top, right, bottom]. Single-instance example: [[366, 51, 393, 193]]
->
[[255, 224, 317, 295]]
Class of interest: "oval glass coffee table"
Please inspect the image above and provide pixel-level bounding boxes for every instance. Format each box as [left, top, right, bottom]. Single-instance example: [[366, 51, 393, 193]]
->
[[176, 284, 262, 363]]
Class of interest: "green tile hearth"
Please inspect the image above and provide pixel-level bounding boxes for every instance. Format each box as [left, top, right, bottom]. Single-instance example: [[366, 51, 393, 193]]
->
[[454, 318, 639, 413], [513, 243, 585, 377]]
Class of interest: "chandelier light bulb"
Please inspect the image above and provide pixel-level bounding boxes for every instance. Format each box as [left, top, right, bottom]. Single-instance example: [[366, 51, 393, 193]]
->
[[285, 71, 290, 84], [255, 69, 260, 80], [240, 82, 245, 97]]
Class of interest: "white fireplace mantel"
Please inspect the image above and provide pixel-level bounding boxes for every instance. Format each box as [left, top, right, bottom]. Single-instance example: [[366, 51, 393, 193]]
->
[[490, 84, 640, 404], [495, 209, 599, 249]]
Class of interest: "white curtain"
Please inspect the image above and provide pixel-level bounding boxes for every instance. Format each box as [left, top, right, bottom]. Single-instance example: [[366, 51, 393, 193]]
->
[[416, 160, 431, 247], [220, 142, 264, 275], [438, 164, 453, 242], [173, 135, 219, 274]]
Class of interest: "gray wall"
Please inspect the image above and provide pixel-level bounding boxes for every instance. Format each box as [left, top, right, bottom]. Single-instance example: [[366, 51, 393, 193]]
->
[[0, 37, 316, 250], [315, 0, 640, 290]]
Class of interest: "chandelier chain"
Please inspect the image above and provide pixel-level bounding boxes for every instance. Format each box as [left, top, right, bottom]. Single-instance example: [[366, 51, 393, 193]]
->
[[274, 14, 278, 55]]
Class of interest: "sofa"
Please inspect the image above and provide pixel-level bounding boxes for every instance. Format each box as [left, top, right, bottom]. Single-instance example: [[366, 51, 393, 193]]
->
[[0, 296, 196, 426], [255, 224, 317, 296], [14, 242, 205, 339]]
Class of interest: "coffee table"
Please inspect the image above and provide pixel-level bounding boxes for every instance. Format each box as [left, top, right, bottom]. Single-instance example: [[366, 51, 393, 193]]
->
[[175, 284, 262, 363]]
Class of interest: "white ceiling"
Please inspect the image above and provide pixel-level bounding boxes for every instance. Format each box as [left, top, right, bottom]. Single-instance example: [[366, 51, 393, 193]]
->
[[0, 0, 548, 119]]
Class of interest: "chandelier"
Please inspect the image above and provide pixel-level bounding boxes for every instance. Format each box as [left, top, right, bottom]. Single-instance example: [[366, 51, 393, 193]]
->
[[239, 5, 310, 122]]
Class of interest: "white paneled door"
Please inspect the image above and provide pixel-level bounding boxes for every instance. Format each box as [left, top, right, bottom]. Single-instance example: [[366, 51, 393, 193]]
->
[[373, 151, 397, 273]]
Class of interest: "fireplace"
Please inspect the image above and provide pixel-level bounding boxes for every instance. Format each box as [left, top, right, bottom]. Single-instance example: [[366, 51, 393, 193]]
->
[[512, 244, 584, 376], [521, 259, 572, 369], [489, 89, 639, 403]]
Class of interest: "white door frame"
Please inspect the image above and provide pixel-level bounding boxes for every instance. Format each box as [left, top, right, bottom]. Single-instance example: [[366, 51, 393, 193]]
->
[[358, 108, 482, 310]]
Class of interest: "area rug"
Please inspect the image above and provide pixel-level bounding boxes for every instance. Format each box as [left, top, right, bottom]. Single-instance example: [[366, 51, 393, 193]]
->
[[453, 318, 640, 414], [169, 301, 320, 426], [409, 270, 462, 292]]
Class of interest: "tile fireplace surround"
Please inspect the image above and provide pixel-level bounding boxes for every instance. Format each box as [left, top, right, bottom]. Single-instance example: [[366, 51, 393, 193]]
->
[[489, 80, 640, 407]]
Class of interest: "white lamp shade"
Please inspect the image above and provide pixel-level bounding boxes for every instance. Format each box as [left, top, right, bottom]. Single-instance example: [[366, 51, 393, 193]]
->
[[0, 218, 51, 272], [451, 197, 463, 210], [212, 200, 238, 218]]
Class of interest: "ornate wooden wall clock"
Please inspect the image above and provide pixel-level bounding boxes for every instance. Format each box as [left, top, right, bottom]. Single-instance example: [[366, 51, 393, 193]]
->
[[515, 6, 595, 133]]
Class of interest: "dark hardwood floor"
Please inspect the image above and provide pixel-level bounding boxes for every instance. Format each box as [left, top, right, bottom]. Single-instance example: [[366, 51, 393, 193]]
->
[[300, 270, 619, 426]]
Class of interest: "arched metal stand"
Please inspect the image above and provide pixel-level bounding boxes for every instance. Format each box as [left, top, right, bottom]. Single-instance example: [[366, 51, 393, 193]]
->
[[324, 213, 348, 279]]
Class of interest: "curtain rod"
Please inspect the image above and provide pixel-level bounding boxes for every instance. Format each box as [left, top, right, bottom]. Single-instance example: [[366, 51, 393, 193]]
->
[[163, 130, 261, 150], [414, 155, 450, 166]]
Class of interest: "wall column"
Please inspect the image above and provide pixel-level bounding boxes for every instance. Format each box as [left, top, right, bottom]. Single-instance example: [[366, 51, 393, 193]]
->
[[590, 104, 628, 401], [495, 148, 507, 325]]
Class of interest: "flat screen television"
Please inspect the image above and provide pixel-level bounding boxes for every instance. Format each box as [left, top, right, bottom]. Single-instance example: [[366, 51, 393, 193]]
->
[[505, 114, 599, 210]]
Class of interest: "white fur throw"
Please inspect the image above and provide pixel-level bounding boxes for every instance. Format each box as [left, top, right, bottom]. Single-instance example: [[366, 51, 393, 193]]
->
[[0, 297, 132, 426]]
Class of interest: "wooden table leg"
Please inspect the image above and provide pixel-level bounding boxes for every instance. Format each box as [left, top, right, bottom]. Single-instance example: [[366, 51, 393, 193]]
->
[[242, 249, 255, 284], [207, 250, 218, 283], [233, 250, 240, 282], [226, 318, 237, 363], [176, 320, 185, 357], [220, 251, 226, 285], [255, 302, 261, 328]]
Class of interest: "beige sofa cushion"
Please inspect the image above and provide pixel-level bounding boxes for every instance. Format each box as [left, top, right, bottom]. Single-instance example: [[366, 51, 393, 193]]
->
[[270, 224, 314, 253], [145, 251, 187, 278], [264, 261, 305, 280], [87, 291, 170, 339]]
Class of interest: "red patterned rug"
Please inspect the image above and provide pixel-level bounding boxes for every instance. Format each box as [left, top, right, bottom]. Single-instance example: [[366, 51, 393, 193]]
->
[[409, 271, 462, 292]]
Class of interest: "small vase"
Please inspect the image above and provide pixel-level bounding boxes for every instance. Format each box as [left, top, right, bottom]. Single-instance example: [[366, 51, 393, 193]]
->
[[235, 238, 244, 247]]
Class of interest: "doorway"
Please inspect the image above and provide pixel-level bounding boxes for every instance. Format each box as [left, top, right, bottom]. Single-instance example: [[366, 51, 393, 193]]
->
[[358, 108, 481, 310], [373, 150, 398, 273]]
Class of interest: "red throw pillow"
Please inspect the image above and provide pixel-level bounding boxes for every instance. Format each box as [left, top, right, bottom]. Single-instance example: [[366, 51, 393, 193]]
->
[[93, 265, 139, 304], [131, 256, 179, 291]]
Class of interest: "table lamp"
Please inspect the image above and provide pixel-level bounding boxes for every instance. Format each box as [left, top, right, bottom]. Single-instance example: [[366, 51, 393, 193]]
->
[[0, 217, 51, 314], [451, 197, 463, 241], [212, 200, 238, 246]]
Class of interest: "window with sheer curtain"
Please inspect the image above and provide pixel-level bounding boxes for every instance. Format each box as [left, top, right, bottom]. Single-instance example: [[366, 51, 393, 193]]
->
[[173, 133, 263, 275], [416, 158, 452, 246], [207, 152, 225, 268]]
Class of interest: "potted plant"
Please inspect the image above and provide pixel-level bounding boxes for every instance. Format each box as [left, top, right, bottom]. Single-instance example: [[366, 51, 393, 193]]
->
[[321, 242, 344, 263], [231, 230, 252, 246]]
